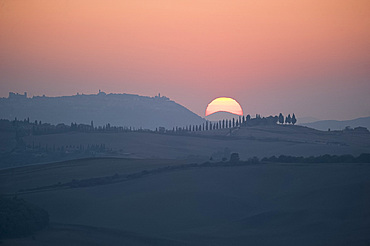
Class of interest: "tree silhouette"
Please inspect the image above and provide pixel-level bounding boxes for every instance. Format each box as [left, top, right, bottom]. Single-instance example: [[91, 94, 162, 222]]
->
[[278, 113, 284, 124], [230, 153, 240, 163], [286, 114, 292, 124], [291, 113, 297, 125], [0, 197, 49, 239]]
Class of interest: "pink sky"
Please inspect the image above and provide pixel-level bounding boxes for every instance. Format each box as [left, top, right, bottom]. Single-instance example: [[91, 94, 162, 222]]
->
[[0, 0, 369, 120]]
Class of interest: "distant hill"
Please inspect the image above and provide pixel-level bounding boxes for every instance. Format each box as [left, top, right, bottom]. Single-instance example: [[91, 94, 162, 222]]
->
[[297, 116, 321, 124], [205, 111, 241, 121], [300, 116, 370, 131], [0, 92, 205, 129]]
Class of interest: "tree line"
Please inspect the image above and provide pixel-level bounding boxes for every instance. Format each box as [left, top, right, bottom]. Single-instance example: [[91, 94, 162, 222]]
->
[[0, 113, 297, 137], [170, 113, 297, 134], [261, 153, 370, 163], [0, 118, 147, 136]]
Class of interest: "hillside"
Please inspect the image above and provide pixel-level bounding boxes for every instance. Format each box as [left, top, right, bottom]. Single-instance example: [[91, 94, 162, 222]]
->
[[1, 158, 369, 245], [0, 124, 366, 168], [300, 116, 370, 131], [0, 92, 205, 129], [205, 111, 240, 121]]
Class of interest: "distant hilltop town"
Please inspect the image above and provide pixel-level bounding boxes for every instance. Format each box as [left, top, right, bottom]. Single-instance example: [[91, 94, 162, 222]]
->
[[0, 91, 203, 129], [8, 92, 28, 99], [8, 91, 53, 99], [6, 91, 170, 101]]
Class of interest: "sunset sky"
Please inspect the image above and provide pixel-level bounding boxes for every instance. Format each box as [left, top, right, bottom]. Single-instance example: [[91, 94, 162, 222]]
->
[[0, 0, 369, 120]]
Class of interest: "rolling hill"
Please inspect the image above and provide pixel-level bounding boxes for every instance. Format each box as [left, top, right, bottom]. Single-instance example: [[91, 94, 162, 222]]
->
[[0, 92, 205, 130], [4, 124, 366, 167], [1, 158, 369, 245], [205, 111, 241, 121], [300, 116, 370, 131]]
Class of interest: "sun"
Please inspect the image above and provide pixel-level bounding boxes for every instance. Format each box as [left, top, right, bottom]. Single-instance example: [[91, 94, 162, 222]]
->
[[205, 97, 243, 116]]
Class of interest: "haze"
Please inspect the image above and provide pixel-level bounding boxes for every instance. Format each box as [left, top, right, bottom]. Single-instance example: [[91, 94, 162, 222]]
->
[[1, 0, 370, 119]]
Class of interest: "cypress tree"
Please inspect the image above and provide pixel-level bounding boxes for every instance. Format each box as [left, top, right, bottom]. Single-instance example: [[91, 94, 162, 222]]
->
[[291, 114, 297, 125], [278, 113, 284, 124], [286, 114, 292, 124]]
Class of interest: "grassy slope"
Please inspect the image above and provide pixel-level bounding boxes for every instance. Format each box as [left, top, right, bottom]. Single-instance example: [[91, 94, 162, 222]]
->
[[0, 158, 185, 194], [1, 158, 370, 246], [1, 223, 185, 246], [22, 125, 370, 161]]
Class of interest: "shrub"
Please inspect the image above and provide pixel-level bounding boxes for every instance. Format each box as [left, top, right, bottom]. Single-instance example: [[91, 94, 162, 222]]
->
[[0, 196, 49, 239], [230, 153, 240, 163]]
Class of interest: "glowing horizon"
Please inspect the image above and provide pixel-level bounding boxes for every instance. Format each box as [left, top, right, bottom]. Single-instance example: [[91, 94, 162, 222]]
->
[[0, 1, 369, 120]]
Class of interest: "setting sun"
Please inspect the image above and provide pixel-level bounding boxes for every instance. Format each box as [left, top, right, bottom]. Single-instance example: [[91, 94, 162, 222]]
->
[[205, 97, 243, 116]]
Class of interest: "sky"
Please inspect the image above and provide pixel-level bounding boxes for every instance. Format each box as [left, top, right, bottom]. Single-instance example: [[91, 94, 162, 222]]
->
[[0, 0, 369, 120]]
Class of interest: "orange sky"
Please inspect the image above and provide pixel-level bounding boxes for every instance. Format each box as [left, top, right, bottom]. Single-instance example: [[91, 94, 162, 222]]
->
[[1, 0, 369, 120]]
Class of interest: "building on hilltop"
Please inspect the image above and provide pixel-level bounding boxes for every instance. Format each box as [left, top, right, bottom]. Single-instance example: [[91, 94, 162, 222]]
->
[[98, 89, 106, 96], [9, 92, 27, 99], [154, 93, 169, 101]]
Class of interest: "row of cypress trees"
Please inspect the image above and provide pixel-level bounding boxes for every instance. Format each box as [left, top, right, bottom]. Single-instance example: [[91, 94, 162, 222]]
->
[[172, 113, 297, 133]]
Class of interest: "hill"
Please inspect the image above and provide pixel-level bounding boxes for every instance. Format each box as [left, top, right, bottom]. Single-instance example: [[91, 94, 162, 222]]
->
[[1, 124, 369, 168], [300, 116, 370, 131], [0, 92, 205, 130], [1, 158, 369, 245], [296, 116, 320, 124], [205, 111, 240, 121]]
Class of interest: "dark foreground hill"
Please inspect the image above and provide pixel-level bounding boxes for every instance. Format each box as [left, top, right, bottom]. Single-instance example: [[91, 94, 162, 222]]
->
[[1, 158, 369, 245], [0, 92, 204, 129]]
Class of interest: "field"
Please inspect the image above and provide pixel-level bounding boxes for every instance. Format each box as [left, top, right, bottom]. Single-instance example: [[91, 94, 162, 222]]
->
[[0, 158, 185, 194], [20, 125, 370, 162], [1, 158, 370, 245]]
